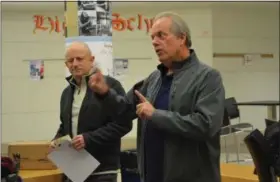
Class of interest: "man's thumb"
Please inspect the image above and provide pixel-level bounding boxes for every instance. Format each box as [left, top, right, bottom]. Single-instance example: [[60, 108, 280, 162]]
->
[[94, 67, 102, 74]]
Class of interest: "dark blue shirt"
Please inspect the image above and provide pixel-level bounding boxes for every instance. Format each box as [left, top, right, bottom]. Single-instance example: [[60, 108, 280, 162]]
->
[[144, 74, 173, 182]]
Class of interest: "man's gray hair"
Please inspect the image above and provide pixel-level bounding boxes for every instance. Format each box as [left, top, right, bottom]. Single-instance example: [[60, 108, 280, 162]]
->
[[154, 11, 192, 48]]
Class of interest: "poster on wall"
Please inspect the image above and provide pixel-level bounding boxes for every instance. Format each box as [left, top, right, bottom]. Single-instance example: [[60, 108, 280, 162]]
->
[[113, 58, 129, 79], [65, 0, 113, 78], [29, 60, 44, 81], [65, 37, 113, 77]]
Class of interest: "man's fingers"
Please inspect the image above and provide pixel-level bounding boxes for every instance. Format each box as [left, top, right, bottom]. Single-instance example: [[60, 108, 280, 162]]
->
[[72, 143, 82, 150], [48, 146, 54, 154], [72, 137, 80, 145], [50, 145, 56, 149], [136, 104, 146, 117], [94, 67, 102, 74], [72, 137, 78, 142], [90, 70, 103, 84], [136, 108, 141, 116], [94, 68, 102, 78], [135, 90, 147, 103], [89, 80, 96, 88], [93, 73, 100, 82], [71, 140, 83, 150], [136, 104, 142, 115], [136, 103, 143, 110]]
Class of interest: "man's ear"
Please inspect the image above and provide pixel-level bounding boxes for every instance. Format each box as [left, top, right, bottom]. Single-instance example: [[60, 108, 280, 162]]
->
[[91, 56, 95, 62], [180, 33, 187, 46], [64, 61, 69, 68]]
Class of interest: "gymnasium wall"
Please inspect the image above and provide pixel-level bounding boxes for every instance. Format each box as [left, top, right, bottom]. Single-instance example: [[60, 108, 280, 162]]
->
[[1, 2, 214, 143], [212, 4, 279, 129], [2, 8, 66, 143], [1, 2, 279, 147]]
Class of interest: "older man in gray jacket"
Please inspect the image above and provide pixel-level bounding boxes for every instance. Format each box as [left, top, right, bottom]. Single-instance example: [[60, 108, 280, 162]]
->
[[89, 12, 225, 182]]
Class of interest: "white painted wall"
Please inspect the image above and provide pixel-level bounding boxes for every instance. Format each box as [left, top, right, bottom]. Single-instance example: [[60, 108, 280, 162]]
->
[[212, 5, 279, 129], [1, 2, 278, 144], [1, 2, 213, 142], [2, 9, 66, 143]]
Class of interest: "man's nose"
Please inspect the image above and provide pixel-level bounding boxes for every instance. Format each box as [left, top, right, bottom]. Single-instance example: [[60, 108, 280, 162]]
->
[[72, 59, 79, 66], [152, 38, 160, 47]]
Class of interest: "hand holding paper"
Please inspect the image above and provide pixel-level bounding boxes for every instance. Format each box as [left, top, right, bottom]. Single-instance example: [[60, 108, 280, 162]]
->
[[48, 141, 56, 154], [71, 135, 85, 150], [48, 135, 72, 154], [48, 135, 100, 182]]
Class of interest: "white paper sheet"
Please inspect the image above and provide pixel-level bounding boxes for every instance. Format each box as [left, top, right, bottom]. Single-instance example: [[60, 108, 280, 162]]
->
[[47, 135, 100, 182]]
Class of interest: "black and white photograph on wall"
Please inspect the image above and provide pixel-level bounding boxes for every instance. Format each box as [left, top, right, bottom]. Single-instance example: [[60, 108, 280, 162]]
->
[[96, 0, 111, 12], [113, 59, 129, 77], [77, 0, 111, 36], [96, 0, 112, 36], [78, 1, 97, 11], [96, 11, 112, 36], [78, 10, 98, 36]]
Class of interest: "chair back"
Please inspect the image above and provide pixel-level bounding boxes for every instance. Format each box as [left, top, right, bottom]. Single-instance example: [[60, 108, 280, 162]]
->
[[265, 119, 278, 127], [222, 108, 230, 127], [120, 150, 140, 182], [225, 97, 240, 119], [120, 150, 138, 171], [264, 121, 280, 177], [221, 108, 240, 135], [244, 129, 277, 182]]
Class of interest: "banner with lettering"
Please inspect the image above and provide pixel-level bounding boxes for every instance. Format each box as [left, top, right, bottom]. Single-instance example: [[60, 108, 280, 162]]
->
[[32, 13, 154, 34], [65, 1, 113, 77]]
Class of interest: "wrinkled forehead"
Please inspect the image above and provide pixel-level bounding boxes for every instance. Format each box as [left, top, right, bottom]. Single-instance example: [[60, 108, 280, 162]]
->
[[150, 17, 172, 36]]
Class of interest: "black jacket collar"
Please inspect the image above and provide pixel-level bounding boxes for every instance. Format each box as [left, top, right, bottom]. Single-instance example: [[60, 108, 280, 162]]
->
[[65, 68, 96, 88], [157, 49, 199, 75]]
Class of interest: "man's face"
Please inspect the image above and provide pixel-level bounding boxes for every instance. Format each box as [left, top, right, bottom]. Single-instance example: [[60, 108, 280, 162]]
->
[[65, 44, 94, 78], [151, 17, 184, 65]]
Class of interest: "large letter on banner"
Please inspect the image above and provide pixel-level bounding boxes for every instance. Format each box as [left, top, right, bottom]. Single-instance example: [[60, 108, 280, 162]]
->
[[64, 1, 113, 77]]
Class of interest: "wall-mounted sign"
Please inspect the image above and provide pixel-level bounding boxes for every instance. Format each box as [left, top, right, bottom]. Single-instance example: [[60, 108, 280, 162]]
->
[[112, 13, 154, 33], [33, 13, 154, 34], [33, 15, 66, 35]]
